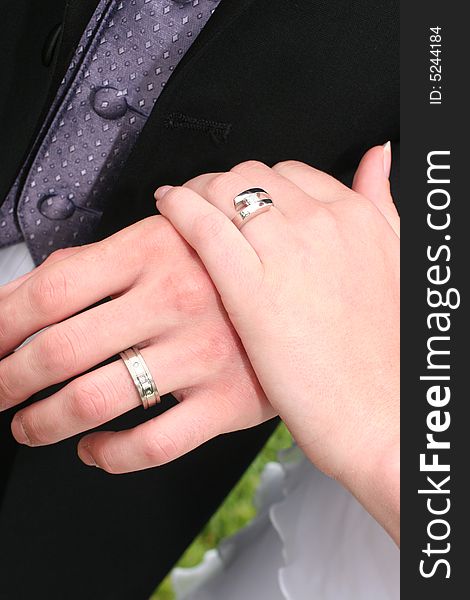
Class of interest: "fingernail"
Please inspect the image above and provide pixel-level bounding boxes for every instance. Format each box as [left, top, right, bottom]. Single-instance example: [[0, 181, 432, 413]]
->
[[383, 141, 392, 179], [154, 185, 173, 202], [79, 444, 97, 467], [11, 414, 33, 446]]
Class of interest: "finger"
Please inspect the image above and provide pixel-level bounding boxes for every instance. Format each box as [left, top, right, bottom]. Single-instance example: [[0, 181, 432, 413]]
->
[[0, 287, 182, 411], [0, 246, 86, 302], [155, 185, 262, 303], [0, 225, 151, 356], [10, 340, 209, 446], [184, 161, 306, 217], [271, 160, 354, 203], [181, 167, 290, 257], [352, 143, 400, 236], [77, 386, 274, 473]]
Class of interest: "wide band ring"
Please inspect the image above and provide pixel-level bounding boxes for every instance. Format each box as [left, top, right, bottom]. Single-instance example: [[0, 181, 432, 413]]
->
[[119, 346, 161, 410], [232, 188, 274, 230]]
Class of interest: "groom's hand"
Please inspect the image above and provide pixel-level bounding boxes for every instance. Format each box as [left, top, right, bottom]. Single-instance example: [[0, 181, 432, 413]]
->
[[0, 216, 274, 472]]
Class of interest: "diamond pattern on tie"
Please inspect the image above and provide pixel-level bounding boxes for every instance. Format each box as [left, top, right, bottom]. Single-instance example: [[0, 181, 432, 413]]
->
[[0, 0, 220, 263]]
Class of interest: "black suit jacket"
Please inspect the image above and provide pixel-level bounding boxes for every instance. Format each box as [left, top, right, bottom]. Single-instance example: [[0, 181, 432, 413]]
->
[[0, 1, 399, 599]]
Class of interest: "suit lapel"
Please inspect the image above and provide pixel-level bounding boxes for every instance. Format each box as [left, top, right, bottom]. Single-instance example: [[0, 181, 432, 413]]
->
[[168, 0, 259, 75], [137, 0, 260, 133]]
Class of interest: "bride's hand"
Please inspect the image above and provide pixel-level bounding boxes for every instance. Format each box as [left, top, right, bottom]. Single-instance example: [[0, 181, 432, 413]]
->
[[155, 145, 400, 543]]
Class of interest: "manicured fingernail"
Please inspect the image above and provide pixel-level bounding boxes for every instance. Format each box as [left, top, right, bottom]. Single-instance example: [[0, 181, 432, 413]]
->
[[383, 141, 392, 179], [79, 444, 97, 467], [154, 185, 173, 202], [11, 414, 32, 446]]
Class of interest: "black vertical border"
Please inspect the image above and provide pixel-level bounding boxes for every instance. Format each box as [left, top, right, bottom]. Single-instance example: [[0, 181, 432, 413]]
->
[[401, 2, 468, 597]]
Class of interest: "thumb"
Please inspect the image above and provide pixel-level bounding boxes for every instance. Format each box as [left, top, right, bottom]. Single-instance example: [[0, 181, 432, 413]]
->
[[352, 142, 399, 237]]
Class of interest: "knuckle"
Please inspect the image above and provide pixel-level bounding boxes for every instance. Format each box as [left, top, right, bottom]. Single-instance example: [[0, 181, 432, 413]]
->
[[314, 205, 339, 231], [140, 214, 171, 236], [190, 327, 239, 366], [272, 159, 307, 173], [37, 326, 81, 375], [231, 160, 268, 176], [191, 210, 226, 244], [206, 331, 238, 363], [44, 247, 75, 265], [28, 269, 69, 315], [141, 430, 179, 465], [0, 364, 15, 404], [70, 379, 109, 423], [205, 172, 238, 199], [166, 268, 212, 315], [302, 205, 340, 240], [0, 305, 13, 345], [139, 215, 178, 254]]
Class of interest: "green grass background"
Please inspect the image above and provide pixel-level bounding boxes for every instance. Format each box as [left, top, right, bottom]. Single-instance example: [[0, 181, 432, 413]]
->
[[151, 423, 292, 600]]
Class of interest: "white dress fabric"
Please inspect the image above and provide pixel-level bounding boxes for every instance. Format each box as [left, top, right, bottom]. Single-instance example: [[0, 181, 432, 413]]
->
[[0, 242, 35, 285], [172, 447, 399, 600]]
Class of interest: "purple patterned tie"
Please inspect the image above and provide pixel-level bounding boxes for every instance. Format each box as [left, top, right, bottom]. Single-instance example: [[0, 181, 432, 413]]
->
[[0, 0, 220, 264]]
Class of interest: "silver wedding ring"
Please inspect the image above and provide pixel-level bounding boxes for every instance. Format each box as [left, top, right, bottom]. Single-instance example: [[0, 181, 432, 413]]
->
[[232, 188, 274, 229], [119, 346, 161, 410]]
